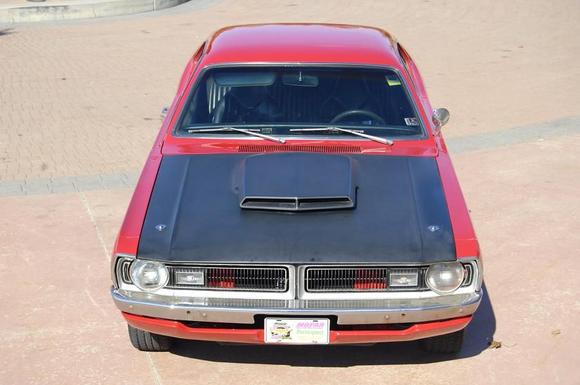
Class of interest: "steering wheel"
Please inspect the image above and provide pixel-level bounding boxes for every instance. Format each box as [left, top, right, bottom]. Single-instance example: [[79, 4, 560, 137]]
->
[[330, 109, 386, 125]]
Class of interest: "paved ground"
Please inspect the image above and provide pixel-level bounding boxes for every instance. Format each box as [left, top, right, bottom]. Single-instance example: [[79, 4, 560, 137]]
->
[[0, 0, 191, 23], [0, 0, 93, 7], [1, 0, 579, 384]]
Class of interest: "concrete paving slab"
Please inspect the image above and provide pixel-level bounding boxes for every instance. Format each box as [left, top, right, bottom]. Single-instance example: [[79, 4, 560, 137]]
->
[[0, 0, 192, 23], [0, 193, 159, 385], [453, 137, 580, 382]]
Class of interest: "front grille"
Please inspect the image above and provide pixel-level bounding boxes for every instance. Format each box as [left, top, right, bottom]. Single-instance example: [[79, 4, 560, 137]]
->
[[305, 263, 475, 293], [306, 267, 386, 292], [305, 266, 427, 292], [167, 266, 289, 292], [118, 258, 476, 294]]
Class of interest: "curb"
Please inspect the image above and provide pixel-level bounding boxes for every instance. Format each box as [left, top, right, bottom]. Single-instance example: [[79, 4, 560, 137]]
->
[[0, 0, 190, 23]]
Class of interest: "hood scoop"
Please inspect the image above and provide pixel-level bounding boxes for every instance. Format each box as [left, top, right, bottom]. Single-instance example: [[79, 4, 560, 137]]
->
[[241, 196, 354, 211], [239, 153, 356, 212]]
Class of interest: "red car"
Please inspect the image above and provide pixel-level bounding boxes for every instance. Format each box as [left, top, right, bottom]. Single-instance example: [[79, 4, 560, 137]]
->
[[111, 24, 482, 354]]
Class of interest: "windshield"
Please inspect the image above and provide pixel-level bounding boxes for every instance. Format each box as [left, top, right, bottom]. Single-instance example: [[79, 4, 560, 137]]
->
[[177, 66, 423, 138]]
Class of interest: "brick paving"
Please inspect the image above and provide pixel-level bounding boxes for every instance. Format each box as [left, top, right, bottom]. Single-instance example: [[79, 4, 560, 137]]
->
[[0, 171, 138, 196], [1, 1, 579, 384], [0, 0, 83, 7], [1, 0, 580, 183], [1, 116, 579, 196]]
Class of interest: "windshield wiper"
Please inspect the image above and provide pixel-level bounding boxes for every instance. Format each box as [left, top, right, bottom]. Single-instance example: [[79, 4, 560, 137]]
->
[[289, 127, 393, 145], [187, 127, 285, 144]]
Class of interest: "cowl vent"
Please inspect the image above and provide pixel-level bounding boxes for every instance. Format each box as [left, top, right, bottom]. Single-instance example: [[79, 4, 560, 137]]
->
[[238, 144, 362, 153], [241, 196, 354, 211]]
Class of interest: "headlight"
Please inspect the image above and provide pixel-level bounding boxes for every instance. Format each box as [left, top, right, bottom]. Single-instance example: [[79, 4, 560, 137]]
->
[[426, 262, 465, 294], [129, 260, 169, 292]]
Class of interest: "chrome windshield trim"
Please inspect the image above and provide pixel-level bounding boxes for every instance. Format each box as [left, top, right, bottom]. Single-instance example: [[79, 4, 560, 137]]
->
[[172, 62, 428, 140]]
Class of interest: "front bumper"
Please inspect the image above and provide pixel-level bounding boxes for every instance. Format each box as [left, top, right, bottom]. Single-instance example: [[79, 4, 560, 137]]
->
[[123, 312, 473, 344], [112, 287, 482, 325]]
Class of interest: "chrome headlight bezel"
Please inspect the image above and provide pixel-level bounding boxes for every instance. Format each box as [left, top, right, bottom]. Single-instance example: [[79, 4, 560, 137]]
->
[[425, 261, 466, 295], [129, 259, 169, 292]]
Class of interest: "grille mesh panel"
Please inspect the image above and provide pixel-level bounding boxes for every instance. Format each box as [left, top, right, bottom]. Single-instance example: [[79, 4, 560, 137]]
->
[[306, 267, 390, 292], [168, 266, 288, 292], [305, 266, 429, 292]]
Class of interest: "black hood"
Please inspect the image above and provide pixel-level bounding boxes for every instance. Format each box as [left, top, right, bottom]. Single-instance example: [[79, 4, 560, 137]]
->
[[138, 153, 455, 264]]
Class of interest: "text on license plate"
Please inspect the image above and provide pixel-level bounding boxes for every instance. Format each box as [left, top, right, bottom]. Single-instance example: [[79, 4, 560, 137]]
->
[[264, 318, 330, 344]]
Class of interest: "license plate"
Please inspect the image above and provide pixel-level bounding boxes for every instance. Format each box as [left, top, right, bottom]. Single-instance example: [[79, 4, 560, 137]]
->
[[264, 318, 330, 344]]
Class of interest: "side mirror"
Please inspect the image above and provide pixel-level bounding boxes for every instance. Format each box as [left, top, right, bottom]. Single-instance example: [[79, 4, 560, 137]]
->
[[432, 108, 450, 130], [160, 106, 169, 118]]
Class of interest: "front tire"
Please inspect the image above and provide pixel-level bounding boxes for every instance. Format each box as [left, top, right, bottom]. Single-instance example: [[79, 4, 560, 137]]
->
[[128, 325, 172, 352], [420, 329, 464, 354]]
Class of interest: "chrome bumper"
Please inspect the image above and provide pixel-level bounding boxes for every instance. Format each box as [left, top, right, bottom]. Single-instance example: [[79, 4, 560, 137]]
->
[[111, 287, 482, 325]]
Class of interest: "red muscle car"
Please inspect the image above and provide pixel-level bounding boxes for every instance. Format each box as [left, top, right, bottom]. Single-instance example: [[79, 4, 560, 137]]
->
[[111, 24, 482, 354]]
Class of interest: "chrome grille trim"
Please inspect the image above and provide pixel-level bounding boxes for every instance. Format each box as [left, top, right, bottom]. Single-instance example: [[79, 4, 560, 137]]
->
[[167, 265, 289, 292], [116, 293, 477, 310]]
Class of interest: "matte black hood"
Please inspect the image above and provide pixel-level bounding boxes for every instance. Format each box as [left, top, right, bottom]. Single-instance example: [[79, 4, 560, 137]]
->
[[138, 153, 455, 264]]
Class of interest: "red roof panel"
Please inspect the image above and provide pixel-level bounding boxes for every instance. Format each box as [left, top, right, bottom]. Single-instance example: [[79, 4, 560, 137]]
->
[[200, 24, 402, 68]]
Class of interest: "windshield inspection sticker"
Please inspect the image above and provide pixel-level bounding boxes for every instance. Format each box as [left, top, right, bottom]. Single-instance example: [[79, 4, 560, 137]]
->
[[404, 117, 419, 126], [386, 75, 401, 86]]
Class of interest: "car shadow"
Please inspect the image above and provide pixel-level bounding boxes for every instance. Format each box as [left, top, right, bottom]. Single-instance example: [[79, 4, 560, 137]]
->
[[170, 283, 496, 366], [0, 29, 14, 37]]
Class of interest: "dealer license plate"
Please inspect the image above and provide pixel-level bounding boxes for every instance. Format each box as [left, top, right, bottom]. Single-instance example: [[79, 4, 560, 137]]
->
[[264, 318, 330, 344]]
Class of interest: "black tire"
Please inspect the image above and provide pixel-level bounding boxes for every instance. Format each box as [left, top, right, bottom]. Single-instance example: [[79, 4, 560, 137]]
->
[[128, 325, 172, 352], [420, 329, 464, 354]]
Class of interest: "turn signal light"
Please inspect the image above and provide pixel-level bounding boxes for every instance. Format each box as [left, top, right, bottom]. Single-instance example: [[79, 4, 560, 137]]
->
[[175, 270, 205, 286], [389, 269, 419, 287]]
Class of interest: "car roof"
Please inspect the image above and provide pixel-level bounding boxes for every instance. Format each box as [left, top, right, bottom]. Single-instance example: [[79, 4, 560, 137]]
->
[[200, 23, 403, 68]]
